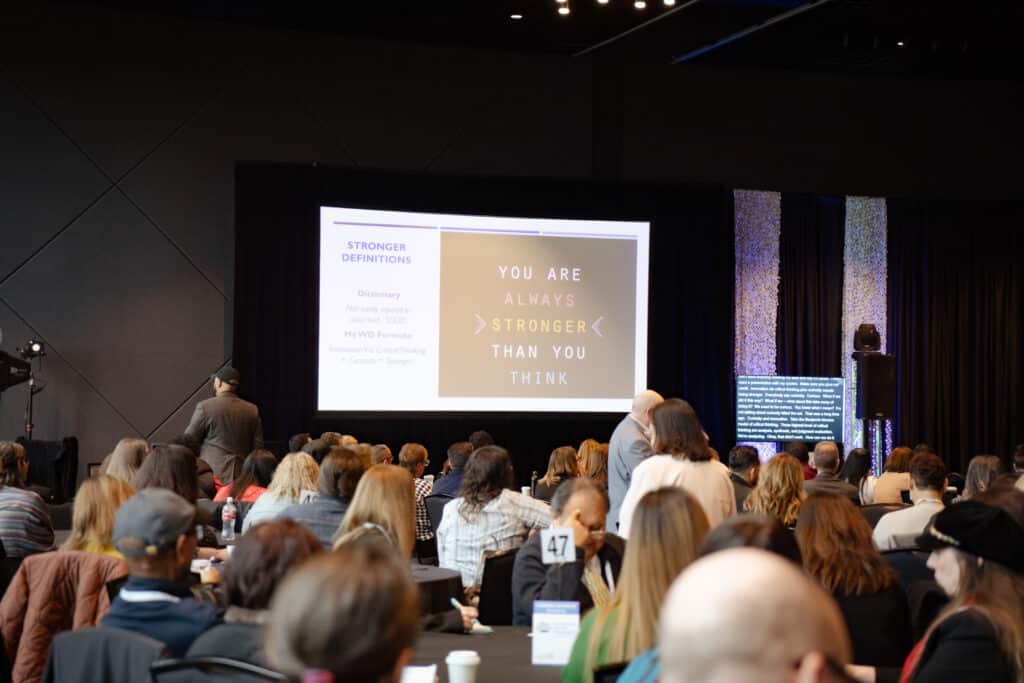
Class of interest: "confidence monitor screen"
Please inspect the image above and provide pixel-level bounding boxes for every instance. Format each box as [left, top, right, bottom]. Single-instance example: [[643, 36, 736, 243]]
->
[[736, 375, 845, 443], [317, 206, 650, 413]]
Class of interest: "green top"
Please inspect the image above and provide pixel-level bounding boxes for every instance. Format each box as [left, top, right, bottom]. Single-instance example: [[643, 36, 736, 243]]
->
[[561, 606, 621, 683]]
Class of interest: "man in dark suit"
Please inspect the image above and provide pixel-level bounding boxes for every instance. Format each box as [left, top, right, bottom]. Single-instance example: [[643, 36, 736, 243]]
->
[[511, 477, 625, 626], [185, 367, 263, 483], [607, 390, 663, 532], [728, 445, 760, 512], [803, 441, 860, 504]]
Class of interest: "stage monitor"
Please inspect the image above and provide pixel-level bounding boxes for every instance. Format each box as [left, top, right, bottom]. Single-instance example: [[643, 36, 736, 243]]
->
[[317, 206, 650, 413], [736, 375, 845, 443]]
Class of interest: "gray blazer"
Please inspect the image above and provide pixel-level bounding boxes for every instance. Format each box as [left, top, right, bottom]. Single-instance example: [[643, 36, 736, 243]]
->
[[185, 394, 264, 483], [607, 414, 654, 531]]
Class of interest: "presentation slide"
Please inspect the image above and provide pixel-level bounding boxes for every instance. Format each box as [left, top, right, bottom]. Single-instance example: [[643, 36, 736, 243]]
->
[[318, 206, 649, 412], [736, 375, 845, 442]]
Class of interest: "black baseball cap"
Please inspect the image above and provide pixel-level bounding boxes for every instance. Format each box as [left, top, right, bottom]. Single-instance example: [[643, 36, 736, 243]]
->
[[213, 367, 240, 386], [113, 489, 196, 558], [917, 500, 1024, 574]]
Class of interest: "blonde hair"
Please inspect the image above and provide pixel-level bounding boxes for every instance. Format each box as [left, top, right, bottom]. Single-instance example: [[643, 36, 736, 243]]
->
[[584, 487, 709, 679], [267, 453, 320, 503], [745, 453, 805, 527], [336, 465, 415, 559], [538, 446, 578, 487], [102, 438, 148, 484], [63, 475, 135, 552], [578, 440, 608, 488]]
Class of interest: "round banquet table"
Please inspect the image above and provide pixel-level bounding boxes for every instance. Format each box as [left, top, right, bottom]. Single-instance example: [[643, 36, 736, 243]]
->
[[411, 626, 562, 683], [411, 562, 464, 615]]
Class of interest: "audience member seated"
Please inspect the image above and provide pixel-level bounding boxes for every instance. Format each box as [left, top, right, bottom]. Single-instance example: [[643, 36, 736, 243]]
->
[[213, 449, 276, 503], [0, 441, 54, 557], [578, 439, 609, 491], [743, 453, 805, 528], [804, 442, 860, 505], [437, 446, 550, 590], [620, 548, 851, 683], [698, 512, 802, 565], [319, 432, 341, 447], [785, 440, 815, 480], [512, 477, 624, 626], [340, 434, 358, 447], [468, 430, 495, 450], [838, 447, 873, 504], [265, 540, 420, 682], [534, 446, 580, 503], [99, 438, 149, 484], [186, 519, 322, 665], [953, 454, 1002, 502], [797, 494, 912, 668], [398, 443, 435, 557], [849, 501, 1024, 683], [371, 443, 393, 465], [431, 442, 472, 497], [618, 399, 734, 536], [1013, 443, 1024, 477], [101, 489, 218, 655], [279, 448, 367, 550], [864, 447, 913, 504], [873, 453, 947, 551], [242, 452, 319, 532], [287, 432, 311, 454], [168, 433, 215, 498], [61, 475, 134, 557], [300, 438, 331, 465], [727, 445, 760, 512], [562, 487, 709, 683]]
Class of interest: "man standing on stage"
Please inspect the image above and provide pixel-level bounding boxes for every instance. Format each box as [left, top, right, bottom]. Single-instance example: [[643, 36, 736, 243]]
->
[[185, 367, 263, 484], [606, 389, 663, 532]]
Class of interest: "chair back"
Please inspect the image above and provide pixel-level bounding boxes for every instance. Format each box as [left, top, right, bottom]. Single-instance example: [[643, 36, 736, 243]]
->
[[859, 503, 907, 528], [594, 661, 628, 683], [150, 656, 287, 682], [424, 495, 453, 538], [882, 549, 932, 588], [0, 558, 22, 602], [477, 548, 518, 625], [44, 627, 169, 683]]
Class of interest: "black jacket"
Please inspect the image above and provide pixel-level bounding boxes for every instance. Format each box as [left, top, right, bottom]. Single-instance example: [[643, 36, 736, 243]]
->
[[834, 583, 912, 668], [511, 532, 625, 626]]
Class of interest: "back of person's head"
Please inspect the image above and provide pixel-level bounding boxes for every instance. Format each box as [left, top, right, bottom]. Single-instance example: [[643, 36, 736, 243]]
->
[[168, 433, 201, 458], [784, 441, 810, 465], [63, 475, 135, 553], [287, 433, 311, 454], [371, 444, 393, 465], [913, 442, 936, 456], [340, 435, 358, 447], [397, 443, 428, 475], [320, 432, 341, 447], [337, 464, 416, 559], [446, 442, 473, 471], [266, 540, 420, 682], [539, 446, 578, 486], [468, 430, 494, 450], [744, 453, 805, 527], [113, 488, 197, 579], [228, 449, 277, 498], [631, 390, 664, 416], [460, 446, 513, 519], [578, 440, 608, 486], [885, 446, 914, 473], [223, 519, 322, 610], [837, 448, 871, 487], [0, 441, 27, 488], [318, 447, 367, 500], [1014, 444, 1024, 472], [964, 455, 1003, 499], [549, 477, 608, 519], [342, 442, 373, 469], [910, 452, 947, 492], [728, 445, 759, 473], [651, 398, 710, 461], [811, 442, 840, 473], [301, 438, 331, 465], [796, 494, 896, 597], [699, 513, 802, 566], [132, 444, 199, 503], [267, 452, 320, 503], [103, 438, 149, 483], [660, 548, 851, 683]]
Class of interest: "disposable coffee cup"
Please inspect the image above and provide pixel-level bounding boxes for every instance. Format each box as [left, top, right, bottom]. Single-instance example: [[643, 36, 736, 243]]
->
[[520, 486, 531, 497], [445, 650, 481, 683]]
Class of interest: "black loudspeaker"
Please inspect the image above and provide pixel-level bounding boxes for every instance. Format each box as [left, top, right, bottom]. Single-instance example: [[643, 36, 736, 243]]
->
[[857, 354, 896, 418]]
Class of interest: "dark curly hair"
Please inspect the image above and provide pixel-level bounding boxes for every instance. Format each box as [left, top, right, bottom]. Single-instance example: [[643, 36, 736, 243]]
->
[[459, 446, 513, 520]]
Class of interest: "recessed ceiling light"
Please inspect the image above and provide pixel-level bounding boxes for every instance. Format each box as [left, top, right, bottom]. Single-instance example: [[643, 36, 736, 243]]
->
[[510, 13, 523, 20], [598, 0, 610, 4], [664, 0, 677, 5], [558, 5, 570, 15], [635, 0, 647, 8], [897, 40, 905, 47]]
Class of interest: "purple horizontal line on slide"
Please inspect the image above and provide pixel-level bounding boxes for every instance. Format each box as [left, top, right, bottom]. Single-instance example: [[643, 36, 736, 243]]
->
[[541, 231, 638, 239], [442, 227, 541, 235], [333, 221, 437, 230]]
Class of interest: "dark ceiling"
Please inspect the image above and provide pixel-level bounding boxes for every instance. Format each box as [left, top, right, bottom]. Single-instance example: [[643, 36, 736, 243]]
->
[[69, 0, 1024, 80]]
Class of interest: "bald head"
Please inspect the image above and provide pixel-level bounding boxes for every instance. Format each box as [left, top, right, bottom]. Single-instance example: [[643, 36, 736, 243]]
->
[[660, 549, 850, 683], [631, 390, 664, 425], [812, 442, 840, 473]]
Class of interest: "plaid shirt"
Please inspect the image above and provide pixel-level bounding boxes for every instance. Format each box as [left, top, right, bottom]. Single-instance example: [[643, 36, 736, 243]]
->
[[437, 489, 551, 589], [414, 477, 433, 541]]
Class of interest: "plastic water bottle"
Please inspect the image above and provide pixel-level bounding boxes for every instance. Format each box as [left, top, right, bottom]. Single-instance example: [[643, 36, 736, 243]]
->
[[221, 497, 237, 542], [530, 470, 539, 497]]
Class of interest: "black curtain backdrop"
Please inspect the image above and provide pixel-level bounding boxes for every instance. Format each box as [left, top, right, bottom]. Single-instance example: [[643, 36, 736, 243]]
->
[[776, 193, 845, 379], [888, 199, 1024, 472], [234, 165, 735, 483]]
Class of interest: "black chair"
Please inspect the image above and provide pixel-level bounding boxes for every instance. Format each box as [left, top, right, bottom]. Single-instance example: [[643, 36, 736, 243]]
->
[[424, 494, 453, 538], [882, 549, 933, 588], [18, 437, 78, 503], [150, 657, 287, 682], [594, 662, 629, 683], [43, 627, 169, 683], [477, 548, 518, 626], [46, 502, 74, 531], [859, 504, 907, 529], [0, 557, 23, 601], [905, 580, 949, 640]]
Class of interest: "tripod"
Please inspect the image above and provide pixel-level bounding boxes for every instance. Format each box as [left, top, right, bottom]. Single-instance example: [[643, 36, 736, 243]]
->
[[24, 365, 43, 442]]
